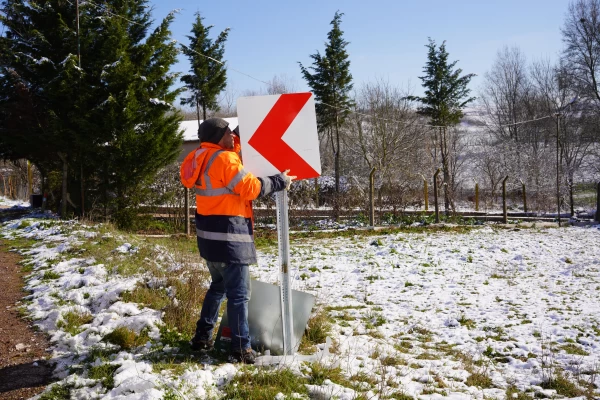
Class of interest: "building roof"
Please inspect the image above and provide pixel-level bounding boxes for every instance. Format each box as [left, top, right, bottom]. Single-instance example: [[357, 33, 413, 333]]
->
[[181, 118, 239, 142]]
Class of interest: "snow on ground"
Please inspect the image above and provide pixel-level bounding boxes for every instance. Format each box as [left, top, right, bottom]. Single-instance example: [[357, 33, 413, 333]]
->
[[0, 195, 30, 208], [1, 213, 600, 399]]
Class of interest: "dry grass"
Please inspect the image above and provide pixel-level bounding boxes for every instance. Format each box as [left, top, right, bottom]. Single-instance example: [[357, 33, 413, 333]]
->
[[298, 307, 333, 353]]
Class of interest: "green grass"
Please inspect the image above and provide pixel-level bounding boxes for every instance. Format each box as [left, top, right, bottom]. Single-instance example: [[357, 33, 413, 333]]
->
[[540, 372, 585, 397], [380, 355, 408, 366], [306, 362, 348, 385], [103, 327, 149, 350], [221, 367, 308, 399], [560, 343, 589, 356], [3, 235, 39, 250], [394, 341, 413, 353], [254, 225, 476, 246], [57, 310, 94, 335], [298, 308, 333, 353], [387, 392, 415, 400], [121, 285, 171, 310], [458, 314, 476, 329], [465, 372, 494, 388], [505, 385, 530, 400], [39, 384, 72, 400], [88, 363, 120, 389], [42, 270, 61, 280], [86, 346, 119, 362]]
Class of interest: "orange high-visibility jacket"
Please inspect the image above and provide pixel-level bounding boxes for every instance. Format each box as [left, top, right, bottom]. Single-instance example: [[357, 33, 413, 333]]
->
[[189, 142, 284, 264]]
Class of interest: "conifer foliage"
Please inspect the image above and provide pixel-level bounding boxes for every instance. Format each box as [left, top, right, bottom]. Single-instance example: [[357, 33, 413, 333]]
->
[[180, 12, 229, 123], [299, 11, 353, 194], [0, 0, 183, 227], [407, 38, 475, 212], [407, 38, 476, 126]]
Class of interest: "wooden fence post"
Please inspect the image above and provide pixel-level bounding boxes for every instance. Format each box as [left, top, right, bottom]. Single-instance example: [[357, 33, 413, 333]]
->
[[502, 175, 509, 224], [475, 183, 479, 212], [433, 169, 440, 223], [423, 177, 429, 212], [184, 187, 190, 236], [521, 180, 527, 213], [369, 167, 376, 227], [596, 181, 600, 223], [314, 177, 319, 208]]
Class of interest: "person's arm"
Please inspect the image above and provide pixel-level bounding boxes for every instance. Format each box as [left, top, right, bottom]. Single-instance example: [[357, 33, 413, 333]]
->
[[218, 153, 296, 200], [257, 170, 295, 197]]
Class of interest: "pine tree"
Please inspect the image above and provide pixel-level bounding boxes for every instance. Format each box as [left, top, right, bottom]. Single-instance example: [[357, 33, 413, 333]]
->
[[89, 2, 183, 227], [0, 0, 183, 225], [0, 0, 85, 216], [180, 12, 229, 123], [407, 39, 475, 213], [299, 11, 353, 196]]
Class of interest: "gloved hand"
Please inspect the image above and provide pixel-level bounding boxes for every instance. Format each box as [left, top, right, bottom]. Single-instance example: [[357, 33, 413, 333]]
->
[[282, 169, 297, 190]]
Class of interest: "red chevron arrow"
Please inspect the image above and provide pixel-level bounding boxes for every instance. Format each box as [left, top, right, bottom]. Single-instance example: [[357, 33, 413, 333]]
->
[[247, 92, 319, 180]]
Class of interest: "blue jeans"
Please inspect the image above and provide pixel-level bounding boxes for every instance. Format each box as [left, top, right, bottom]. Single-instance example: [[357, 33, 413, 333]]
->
[[195, 261, 251, 352]]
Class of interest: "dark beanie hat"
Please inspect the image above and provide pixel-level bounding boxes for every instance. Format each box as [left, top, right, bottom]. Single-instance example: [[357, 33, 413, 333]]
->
[[198, 118, 229, 144]]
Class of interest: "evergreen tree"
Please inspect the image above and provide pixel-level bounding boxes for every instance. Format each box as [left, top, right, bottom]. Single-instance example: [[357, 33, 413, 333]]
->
[[0, 0, 183, 226], [0, 0, 84, 216], [88, 2, 183, 227], [407, 38, 475, 213], [180, 12, 229, 123], [299, 11, 353, 195]]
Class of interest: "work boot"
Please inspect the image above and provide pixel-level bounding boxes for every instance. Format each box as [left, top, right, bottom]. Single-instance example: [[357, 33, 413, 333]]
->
[[190, 338, 214, 352], [230, 348, 256, 364]]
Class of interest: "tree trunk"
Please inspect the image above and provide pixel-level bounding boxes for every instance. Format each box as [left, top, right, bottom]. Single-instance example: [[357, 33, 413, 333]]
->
[[80, 158, 85, 218], [334, 111, 341, 221], [334, 112, 340, 193], [440, 127, 451, 215], [59, 153, 68, 218], [568, 176, 574, 216]]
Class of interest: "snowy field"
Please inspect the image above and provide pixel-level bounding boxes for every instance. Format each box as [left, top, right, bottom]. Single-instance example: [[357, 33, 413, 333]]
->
[[1, 212, 600, 399]]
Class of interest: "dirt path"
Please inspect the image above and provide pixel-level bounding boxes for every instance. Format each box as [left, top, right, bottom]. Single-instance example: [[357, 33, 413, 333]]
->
[[0, 241, 53, 399]]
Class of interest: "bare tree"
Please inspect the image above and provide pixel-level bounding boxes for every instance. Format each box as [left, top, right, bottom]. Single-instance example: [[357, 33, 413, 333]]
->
[[481, 47, 534, 143], [562, 0, 600, 107], [265, 74, 297, 95], [531, 59, 594, 214], [480, 46, 557, 210], [345, 79, 424, 210]]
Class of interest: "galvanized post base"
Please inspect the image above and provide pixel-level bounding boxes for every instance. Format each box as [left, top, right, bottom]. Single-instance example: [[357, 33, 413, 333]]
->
[[276, 190, 294, 355]]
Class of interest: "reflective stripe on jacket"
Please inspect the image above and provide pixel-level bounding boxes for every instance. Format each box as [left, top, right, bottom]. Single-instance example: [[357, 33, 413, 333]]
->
[[194, 142, 262, 264]]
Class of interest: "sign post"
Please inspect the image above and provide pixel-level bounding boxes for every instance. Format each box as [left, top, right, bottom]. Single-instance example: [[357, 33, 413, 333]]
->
[[276, 190, 294, 354], [237, 92, 321, 356]]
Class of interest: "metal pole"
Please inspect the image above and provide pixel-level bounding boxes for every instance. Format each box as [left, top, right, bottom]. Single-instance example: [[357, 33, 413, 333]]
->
[[276, 190, 294, 355], [433, 169, 440, 223], [502, 175, 509, 224], [369, 168, 376, 227], [555, 113, 561, 227]]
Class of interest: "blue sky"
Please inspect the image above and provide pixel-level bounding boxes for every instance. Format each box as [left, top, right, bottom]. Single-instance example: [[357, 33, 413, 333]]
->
[[151, 0, 568, 101]]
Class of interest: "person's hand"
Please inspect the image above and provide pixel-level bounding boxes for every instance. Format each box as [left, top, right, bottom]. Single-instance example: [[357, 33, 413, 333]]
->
[[282, 169, 297, 190]]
